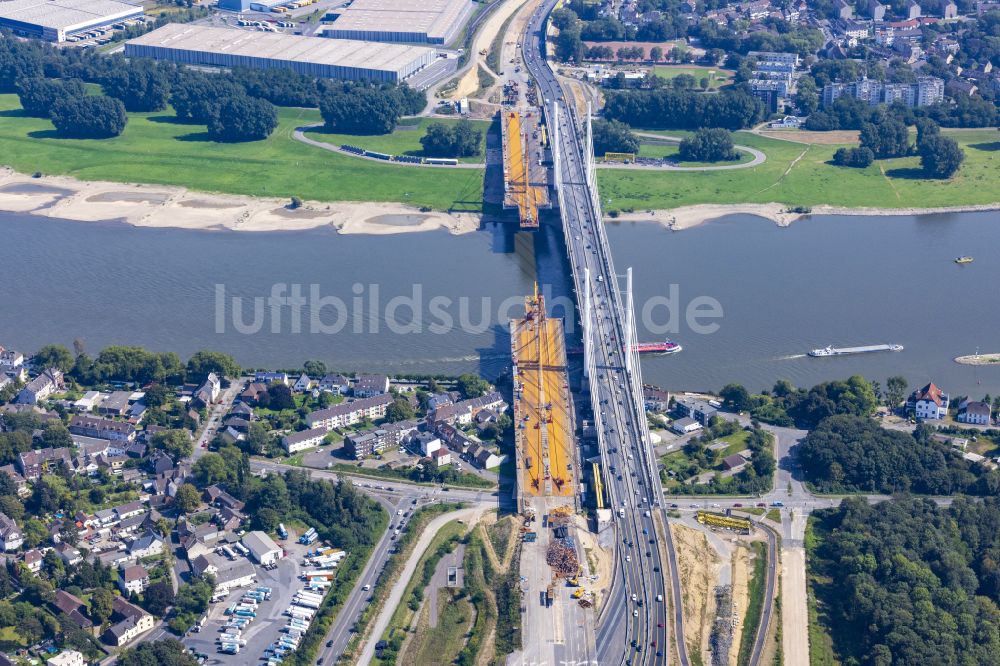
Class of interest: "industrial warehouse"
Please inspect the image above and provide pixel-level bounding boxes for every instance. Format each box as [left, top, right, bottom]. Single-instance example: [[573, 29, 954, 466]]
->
[[0, 0, 143, 42], [125, 24, 438, 82], [323, 0, 473, 45]]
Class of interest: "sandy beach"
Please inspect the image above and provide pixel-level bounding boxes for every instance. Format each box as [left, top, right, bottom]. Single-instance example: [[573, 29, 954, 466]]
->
[[614, 202, 1000, 231], [0, 167, 480, 235]]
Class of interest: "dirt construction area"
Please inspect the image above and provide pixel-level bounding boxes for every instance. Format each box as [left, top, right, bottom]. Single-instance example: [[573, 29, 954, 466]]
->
[[757, 129, 861, 144], [671, 524, 721, 660]]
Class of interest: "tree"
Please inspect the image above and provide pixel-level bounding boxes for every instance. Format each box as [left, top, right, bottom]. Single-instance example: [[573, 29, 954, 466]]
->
[[919, 134, 964, 178], [49, 95, 127, 139], [142, 580, 174, 617], [419, 120, 483, 157], [151, 429, 193, 461], [457, 374, 490, 399], [32, 344, 73, 372], [679, 128, 738, 162], [859, 116, 910, 158], [720, 384, 750, 412], [90, 588, 114, 625], [119, 638, 198, 666], [885, 376, 908, 410], [186, 350, 240, 382], [174, 483, 201, 513], [303, 360, 327, 377], [15, 77, 85, 118], [253, 507, 281, 533], [591, 118, 639, 155], [265, 382, 295, 411], [243, 422, 270, 456], [385, 398, 415, 423], [143, 384, 174, 409], [320, 85, 403, 134], [650, 46, 664, 62], [207, 95, 278, 142], [103, 59, 170, 112], [41, 423, 72, 449]]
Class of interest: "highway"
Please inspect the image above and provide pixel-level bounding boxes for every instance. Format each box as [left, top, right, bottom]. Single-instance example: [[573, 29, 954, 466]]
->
[[519, 5, 686, 664]]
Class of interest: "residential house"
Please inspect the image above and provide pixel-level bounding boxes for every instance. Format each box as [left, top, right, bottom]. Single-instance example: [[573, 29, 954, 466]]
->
[[721, 453, 748, 471], [17, 447, 72, 480], [204, 485, 245, 512], [73, 391, 104, 412], [957, 400, 992, 425], [195, 373, 221, 406], [836, 0, 854, 18], [128, 531, 164, 559], [118, 564, 150, 594], [16, 368, 64, 404], [908, 382, 950, 420], [52, 590, 93, 631], [98, 391, 132, 416], [283, 427, 327, 454], [430, 447, 452, 468], [319, 374, 351, 394], [102, 596, 154, 646], [181, 523, 222, 560], [305, 393, 394, 431], [353, 374, 390, 398], [868, 0, 887, 19], [254, 371, 288, 385], [415, 432, 442, 456], [674, 398, 719, 425], [114, 501, 146, 522], [431, 392, 507, 426], [643, 387, 671, 412], [906, 0, 922, 18], [48, 651, 85, 666], [469, 443, 501, 470], [0, 513, 22, 551], [22, 548, 43, 572], [55, 542, 82, 565], [0, 346, 24, 371], [239, 382, 268, 404], [0, 465, 28, 497], [69, 415, 137, 442], [293, 373, 314, 392]]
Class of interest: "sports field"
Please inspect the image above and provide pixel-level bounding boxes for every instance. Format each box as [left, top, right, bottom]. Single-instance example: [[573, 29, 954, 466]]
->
[[652, 65, 734, 89]]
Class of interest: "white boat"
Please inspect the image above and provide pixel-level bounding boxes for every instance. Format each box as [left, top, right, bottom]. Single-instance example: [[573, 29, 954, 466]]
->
[[808, 344, 904, 357]]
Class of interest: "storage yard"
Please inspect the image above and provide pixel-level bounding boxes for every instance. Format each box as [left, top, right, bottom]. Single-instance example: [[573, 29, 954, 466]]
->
[[0, 0, 143, 42], [125, 23, 439, 82], [323, 0, 473, 45]]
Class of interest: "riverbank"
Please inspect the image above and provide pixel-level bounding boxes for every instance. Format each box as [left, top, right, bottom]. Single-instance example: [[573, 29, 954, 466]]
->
[[0, 168, 479, 235], [614, 202, 1000, 231]]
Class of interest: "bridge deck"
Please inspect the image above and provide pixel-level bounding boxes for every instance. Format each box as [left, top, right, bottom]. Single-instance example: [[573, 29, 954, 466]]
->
[[511, 293, 574, 498], [501, 108, 549, 229]]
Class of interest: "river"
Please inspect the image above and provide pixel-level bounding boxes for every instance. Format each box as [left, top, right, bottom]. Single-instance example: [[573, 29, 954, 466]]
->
[[1, 210, 997, 396]]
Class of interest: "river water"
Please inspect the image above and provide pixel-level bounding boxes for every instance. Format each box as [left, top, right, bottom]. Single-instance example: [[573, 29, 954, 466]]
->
[[1, 210, 997, 396]]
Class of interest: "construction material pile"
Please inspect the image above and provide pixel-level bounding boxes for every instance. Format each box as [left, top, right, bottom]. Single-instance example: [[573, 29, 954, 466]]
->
[[578, 598, 593, 609], [548, 506, 572, 527], [546, 540, 579, 577]]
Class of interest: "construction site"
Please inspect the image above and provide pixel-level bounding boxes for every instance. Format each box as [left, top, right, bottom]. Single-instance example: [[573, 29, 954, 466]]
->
[[509, 288, 601, 665], [500, 98, 550, 229]]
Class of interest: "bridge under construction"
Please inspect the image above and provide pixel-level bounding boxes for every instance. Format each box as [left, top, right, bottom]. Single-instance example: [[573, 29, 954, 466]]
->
[[510, 287, 574, 507], [501, 108, 550, 229]]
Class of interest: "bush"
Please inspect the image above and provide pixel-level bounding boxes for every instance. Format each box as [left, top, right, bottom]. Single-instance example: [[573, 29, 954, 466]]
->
[[49, 95, 127, 138], [15, 77, 85, 117], [678, 127, 738, 162], [207, 95, 278, 142]]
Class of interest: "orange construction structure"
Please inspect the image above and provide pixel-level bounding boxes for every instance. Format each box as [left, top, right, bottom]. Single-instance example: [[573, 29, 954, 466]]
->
[[510, 286, 574, 500], [501, 109, 548, 229]]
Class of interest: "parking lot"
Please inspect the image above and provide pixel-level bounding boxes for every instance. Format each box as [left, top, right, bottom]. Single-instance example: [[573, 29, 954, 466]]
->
[[183, 538, 314, 663]]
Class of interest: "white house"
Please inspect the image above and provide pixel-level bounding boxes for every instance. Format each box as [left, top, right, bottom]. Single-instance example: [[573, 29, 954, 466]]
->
[[0, 512, 22, 551], [118, 564, 150, 595], [0, 346, 24, 371], [908, 382, 949, 420], [957, 400, 992, 425], [319, 374, 350, 394], [283, 427, 327, 454], [242, 530, 283, 566], [293, 373, 314, 392], [670, 417, 703, 435], [73, 391, 105, 412], [430, 447, 452, 468], [415, 432, 442, 457], [48, 650, 85, 666], [128, 531, 165, 559]]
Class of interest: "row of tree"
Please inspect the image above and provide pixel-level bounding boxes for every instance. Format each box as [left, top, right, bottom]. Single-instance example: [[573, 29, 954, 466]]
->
[[603, 88, 765, 130], [31, 343, 239, 385], [16, 77, 127, 139], [720, 375, 880, 429], [318, 80, 425, 135]]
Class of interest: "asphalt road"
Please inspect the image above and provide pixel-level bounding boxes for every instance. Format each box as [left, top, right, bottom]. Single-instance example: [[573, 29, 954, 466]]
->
[[519, 5, 684, 664]]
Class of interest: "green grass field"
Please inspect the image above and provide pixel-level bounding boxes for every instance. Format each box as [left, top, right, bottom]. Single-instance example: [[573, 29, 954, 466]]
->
[[600, 129, 1000, 212], [0, 94, 484, 211], [303, 116, 492, 164], [405, 590, 476, 665], [652, 65, 734, 89]]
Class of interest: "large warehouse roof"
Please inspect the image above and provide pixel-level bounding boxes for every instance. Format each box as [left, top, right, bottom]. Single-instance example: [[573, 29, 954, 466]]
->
[[327, 0, 472, 43], [125, 24, 438, 81], [0, 0, 141, 30]]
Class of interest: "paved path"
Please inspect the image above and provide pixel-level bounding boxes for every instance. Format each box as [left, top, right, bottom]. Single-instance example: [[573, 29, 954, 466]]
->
[[594, 132, 766, 171], [356, 505, 487, 665], [292, 123, 486, 169], [781, 546, 809, 666]]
